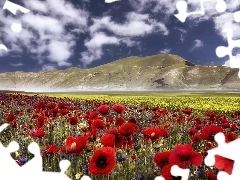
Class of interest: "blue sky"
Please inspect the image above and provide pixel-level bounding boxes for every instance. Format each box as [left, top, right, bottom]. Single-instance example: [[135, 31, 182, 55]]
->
[[0, 0, 240, 73]]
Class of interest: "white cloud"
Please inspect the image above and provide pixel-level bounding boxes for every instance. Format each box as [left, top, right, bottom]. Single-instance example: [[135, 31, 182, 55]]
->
[[10, 63, 23, 67], [90, 12, 168, 37], [81, 11, 169, 66], [89, 12, 170, 37], [128, 0, 177, 16], [213, 12, 240, 40], [85, 32, 120, 49], [171, 0, 240, 41], [25, 0, 48, 13], [3, 0, 238, 71], [173, 27, 188, 43], [0, 0, 89, 70], [80, 32, 120, 67], [80, 49, 103, 68], [120, 38, 140, 47], [189, 39, 203, 52], [159, 48, 171, 54], [47, 40, 74, 67]]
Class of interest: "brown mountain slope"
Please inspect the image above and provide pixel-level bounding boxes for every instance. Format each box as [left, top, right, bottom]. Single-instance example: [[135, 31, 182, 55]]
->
[[0, 54, 239, 92]]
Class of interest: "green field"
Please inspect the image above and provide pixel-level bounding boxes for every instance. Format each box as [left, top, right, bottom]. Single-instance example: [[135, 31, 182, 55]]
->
[[20, 90, 240, 116], [1, 91, 240, 179]]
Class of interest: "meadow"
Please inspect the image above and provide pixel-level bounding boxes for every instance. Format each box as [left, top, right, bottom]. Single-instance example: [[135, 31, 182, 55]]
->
[[1, 91, 240, 180]]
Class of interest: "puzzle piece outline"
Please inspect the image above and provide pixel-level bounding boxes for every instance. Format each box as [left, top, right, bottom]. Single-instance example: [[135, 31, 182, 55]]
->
[[215, 11, 240, 78], [175, 0, 240, 79], [174, 0, 227, 23], [0, 0, 30, 52], [0, 123, 74, 180], [204, 132, 240, 179]]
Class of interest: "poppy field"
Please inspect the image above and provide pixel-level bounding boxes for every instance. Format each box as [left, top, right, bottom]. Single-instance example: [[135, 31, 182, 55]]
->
[[1, 92, 240, 180]]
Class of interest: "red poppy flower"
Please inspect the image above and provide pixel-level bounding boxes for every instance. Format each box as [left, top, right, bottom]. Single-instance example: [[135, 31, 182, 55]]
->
[[230, 124, 237, 131], [128, 117, 137, 124], [67, 116, 79, 126], [100, 133, 115, 147], [45, 144, 59, 154], [58, 102, 66, 109], [154, 151, 171, 168], [33, 128, 45, 138], [108, 129, 125, 148], [43, 110, 53, 117], [191, 135, 202, 143], [88, 147, 116, 176], [36, 115, 45, 128], [182, 109, 192, 115], [91, 119, 104, 130], [188, 128, 197, 136], [206, 110, 215, 117], [112, 104, 125, 114], [6, 113, 15, 122], [106, 116, 114, 123], [87, 130, 97, 141], [131, 154, 137, 160], [115, 117, 125, 126], [87, 111, 99, 120], [195, 124, 202, 130], [11, 120, 17, 128], [47, 102, 56, 109], [176, 117, 185, 123], [152, 107, 159, 111], [142, 127, 169, 143], [62, 135, 88, 154], [169, 144, 203, 166], [225, 132, 237, 142], [52, 108, 58, 115], [59, 109, 69, 115], [38, 115, 45, 122], [36, 101, 45, 109], [97, 104, 109, 115], [155, 109, 168, 117], [161, 163, 186, 180], [222, 122, 230, 128], [200, 125, 223, 141], [214, 155, 234, 175], [206, 170, 217, 180], [118, 122, 135, 137]]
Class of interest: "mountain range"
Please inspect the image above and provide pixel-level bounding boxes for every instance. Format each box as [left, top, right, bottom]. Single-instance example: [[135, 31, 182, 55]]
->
[[0, 54, 240, 92]]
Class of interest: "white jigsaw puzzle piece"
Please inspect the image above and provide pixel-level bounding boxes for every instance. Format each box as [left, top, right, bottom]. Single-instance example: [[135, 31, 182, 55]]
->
[[205, 132, 240, 180], [105, 0, 120, 3], [2, 0, 30, 33], [3, 0, 30, 15], [0, 44, 8, 51], [0, 123, 86, 180], [216, 28, 240, 78], [154, 176, 165, 180], [234, 11, 240, 23], [175, 0, 227, 22], [154, 165, 190, 180], [0, 124, 23, 178], [0, 1, 31, 52], [20, 142, 44, 174], [171, 165, 190, 180]]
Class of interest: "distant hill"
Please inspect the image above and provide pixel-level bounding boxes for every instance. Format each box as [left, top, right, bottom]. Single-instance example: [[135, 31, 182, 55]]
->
[[0, 54, 240, 92]]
